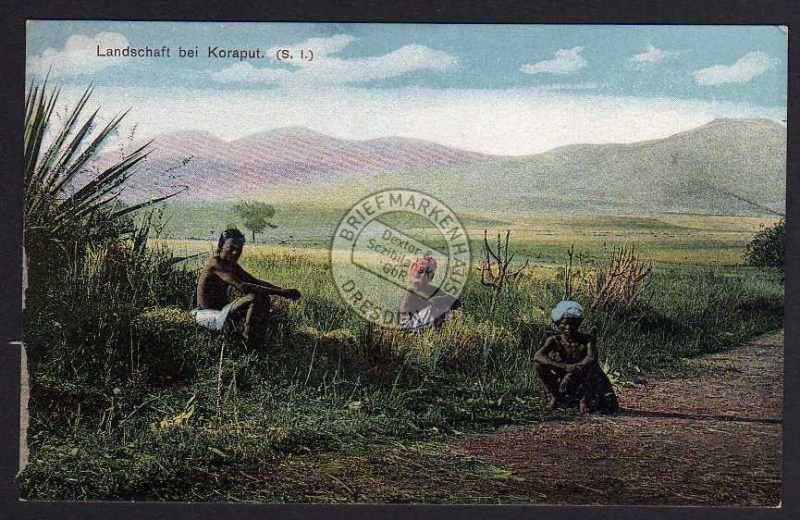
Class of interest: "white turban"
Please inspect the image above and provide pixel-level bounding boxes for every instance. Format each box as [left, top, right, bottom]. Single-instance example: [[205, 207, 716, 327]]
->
[[551, 300, 584, 323]]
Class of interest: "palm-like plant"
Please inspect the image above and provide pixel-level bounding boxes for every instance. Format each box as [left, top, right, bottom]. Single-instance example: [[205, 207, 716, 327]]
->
[[23, 81, 195, 383], [24, 79, 178, 250]]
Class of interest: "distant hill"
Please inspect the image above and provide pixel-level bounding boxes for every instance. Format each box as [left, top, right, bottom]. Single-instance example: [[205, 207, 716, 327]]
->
[[93, 119, 786, 216], [91, 127, 499, 202], [424, 118, 787, 216]]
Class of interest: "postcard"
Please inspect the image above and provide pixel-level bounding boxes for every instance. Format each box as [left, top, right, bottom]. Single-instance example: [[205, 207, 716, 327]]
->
[[19, 21, 787, 506]]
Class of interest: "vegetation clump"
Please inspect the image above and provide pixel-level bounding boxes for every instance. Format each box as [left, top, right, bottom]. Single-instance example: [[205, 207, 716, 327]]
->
[[745, 218, 784, 268], [480, 229, 529, 301], [24, 81, 194, 389]]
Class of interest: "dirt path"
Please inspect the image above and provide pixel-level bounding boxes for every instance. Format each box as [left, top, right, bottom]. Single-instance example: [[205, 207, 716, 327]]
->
[[460, 330, 783, 506]]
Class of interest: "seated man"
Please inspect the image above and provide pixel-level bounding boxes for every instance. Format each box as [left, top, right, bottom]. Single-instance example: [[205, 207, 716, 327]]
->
[[194, 228, 301, 345], [399, 255, 461, 330], [533, 300, 619, 414]]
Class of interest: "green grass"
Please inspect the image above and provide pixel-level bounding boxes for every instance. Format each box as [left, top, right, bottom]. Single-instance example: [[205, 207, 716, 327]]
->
[[20, 239, 784, 501], [155, 203, 778, 268], [157, 202, 510, 244]]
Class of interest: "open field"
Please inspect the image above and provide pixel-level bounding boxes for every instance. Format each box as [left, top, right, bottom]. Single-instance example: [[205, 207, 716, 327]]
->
[[157, 204, 779, 267]]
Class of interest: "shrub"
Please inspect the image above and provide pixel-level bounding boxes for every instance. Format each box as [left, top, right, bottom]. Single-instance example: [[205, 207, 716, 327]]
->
[[23, 80, 195, 389], [745, 218, 784, 268], [563, 245, 652, 314], [24, 233, 200, 389]]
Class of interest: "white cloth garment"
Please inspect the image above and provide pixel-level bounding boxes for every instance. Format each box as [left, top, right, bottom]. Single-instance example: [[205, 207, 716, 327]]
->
[[550, 300, 584, 323], [192, 302, 235, 331], [399, 305, 435, 330]]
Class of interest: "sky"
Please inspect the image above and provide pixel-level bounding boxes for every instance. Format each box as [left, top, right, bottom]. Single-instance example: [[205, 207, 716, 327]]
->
[[25, 22, 788, 156]]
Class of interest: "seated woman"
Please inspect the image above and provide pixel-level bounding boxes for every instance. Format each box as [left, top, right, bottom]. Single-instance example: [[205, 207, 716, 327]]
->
[[533, 300, 619, 414], [398, 255, 461, 330], [194, 228, 301, 345]]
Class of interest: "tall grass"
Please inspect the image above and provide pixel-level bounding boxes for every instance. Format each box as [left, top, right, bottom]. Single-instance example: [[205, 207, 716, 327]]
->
[[21, 224, 784, 501], [23, 79, 191, 388], [236, 251, 782, 387], [20, 249, 784, 502], [25, 229, 199, 384]]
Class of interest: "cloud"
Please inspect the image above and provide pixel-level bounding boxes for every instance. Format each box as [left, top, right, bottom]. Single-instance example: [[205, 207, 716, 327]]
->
[[212, 35, 457, 85], [309, 44, 457, 83], [628, 44, 677, 67], [520, 47, 587, 75], [26, 32, 131, 77], [694, 52, 780, 86], [211, 62, 291, 83], [532, 82, 602, 91]]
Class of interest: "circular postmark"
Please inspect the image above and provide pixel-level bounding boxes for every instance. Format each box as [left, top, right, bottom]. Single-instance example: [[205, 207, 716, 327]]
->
[[331, 189, 471, 329]]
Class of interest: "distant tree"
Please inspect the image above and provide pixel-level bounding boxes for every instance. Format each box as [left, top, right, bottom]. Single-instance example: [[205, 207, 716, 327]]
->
[[232, 201, 276, 243], [745, 218, 784, 268]]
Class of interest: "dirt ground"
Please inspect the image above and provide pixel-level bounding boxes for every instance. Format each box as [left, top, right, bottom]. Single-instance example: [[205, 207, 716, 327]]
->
[[459, 330, 784, 505]]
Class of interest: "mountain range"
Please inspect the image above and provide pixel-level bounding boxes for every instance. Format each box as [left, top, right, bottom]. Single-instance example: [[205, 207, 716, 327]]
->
[[94, 126, 497, 203], [93, 119, 786, 216]]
